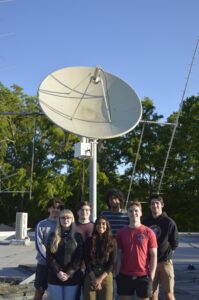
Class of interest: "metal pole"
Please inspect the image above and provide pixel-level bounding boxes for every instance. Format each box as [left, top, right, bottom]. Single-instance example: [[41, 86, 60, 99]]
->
[[89, 139, 97, 222], [158, 38, 199, 193], [125, 123, 145, 208]]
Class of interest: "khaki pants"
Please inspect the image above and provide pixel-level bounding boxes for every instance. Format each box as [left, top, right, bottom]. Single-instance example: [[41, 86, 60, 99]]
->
[[153, 259, 175, 294], [83, 272, 113, 300]]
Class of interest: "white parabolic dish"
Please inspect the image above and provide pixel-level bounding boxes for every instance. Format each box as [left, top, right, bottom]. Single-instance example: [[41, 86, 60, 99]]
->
[[38, 66, 142, 139]]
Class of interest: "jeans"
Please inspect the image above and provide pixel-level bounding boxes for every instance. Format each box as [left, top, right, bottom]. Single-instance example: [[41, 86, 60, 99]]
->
[[48, 284, 79, 300]]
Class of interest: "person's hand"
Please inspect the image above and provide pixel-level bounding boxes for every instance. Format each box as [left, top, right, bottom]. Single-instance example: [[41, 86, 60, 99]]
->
[[57, 271, 70, 282], [94, 277, 103, 290], [89, 271, 97, 289]]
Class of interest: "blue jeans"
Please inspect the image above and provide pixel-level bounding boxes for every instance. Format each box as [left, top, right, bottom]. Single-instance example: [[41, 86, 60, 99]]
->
[[48, 284, 79, 300]]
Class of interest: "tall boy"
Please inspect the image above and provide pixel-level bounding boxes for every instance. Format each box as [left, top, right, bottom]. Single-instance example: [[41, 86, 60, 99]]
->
[[33, 198, 64, 300], [143, 194, 179, 300]]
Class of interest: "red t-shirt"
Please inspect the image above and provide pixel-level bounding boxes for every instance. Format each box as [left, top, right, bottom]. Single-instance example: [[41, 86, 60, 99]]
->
[[116, 225, 157, 276]]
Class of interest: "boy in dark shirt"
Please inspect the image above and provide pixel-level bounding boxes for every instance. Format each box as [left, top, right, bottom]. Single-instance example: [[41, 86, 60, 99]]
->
[[143, 194, 179, 300]]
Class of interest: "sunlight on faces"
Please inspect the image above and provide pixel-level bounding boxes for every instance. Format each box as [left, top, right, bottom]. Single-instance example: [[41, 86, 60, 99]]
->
[[109, 197, 120, 209], [59, 210, 74, 229], [150, 199, 164, 217], [128, 205, 142, 220], [78, 205, 91, 222], [96, 219, 107, 235]]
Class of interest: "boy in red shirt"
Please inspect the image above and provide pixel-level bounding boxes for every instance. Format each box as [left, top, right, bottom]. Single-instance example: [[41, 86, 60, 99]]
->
[[116, 201, 157, 300]]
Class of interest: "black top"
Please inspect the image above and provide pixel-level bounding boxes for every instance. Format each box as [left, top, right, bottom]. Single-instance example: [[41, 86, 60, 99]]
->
[[143, 212, 179, 262], [46, 230, 84, 285], [84, 236, 114, 274]]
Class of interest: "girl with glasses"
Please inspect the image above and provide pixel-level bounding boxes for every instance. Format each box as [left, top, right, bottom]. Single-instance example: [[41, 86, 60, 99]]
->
[[46, 209, 83, 300]]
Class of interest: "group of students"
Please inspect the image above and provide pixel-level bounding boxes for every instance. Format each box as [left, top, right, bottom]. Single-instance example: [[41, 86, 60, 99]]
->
[[33, 188, 179, 300]]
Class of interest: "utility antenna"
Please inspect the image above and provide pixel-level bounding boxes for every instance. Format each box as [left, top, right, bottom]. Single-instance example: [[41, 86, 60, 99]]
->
[[158, 39, 199, 193], [38, 66, 142, 220]]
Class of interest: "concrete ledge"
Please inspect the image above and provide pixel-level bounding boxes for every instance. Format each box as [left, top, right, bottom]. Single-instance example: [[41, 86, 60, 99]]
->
[[10, 238, 30, 246], [0, 231, 34, 241]]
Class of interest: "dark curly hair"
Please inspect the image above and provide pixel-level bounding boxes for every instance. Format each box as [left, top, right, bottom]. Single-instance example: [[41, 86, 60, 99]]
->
[[105, 188, 125, 209], [90, 216, 114, 264]]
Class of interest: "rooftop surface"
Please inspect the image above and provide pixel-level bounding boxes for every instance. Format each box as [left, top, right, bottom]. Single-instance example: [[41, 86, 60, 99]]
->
[[0, 232, 199, 299]]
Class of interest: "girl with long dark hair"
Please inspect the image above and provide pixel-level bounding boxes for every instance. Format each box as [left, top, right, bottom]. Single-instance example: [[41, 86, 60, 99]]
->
[[84, 216, 114, 300]]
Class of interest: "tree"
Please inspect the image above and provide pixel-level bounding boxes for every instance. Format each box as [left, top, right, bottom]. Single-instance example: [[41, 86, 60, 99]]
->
[[1, 82, 199, 230], [158, 96, 199, 230]]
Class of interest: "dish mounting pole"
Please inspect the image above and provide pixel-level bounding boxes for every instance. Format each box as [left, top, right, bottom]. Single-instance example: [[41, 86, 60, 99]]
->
[[89, 139, 98, 222]]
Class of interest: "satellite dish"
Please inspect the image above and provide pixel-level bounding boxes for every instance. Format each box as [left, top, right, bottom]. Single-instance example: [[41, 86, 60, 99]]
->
[[38, 66, 142, 139]]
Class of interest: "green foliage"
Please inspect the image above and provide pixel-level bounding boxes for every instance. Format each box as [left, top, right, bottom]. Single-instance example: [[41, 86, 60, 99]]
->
[[0, 83, 199, 230]]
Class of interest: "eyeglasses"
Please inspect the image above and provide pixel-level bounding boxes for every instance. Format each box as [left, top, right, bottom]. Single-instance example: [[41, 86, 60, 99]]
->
[[60, 216, 72, 220]]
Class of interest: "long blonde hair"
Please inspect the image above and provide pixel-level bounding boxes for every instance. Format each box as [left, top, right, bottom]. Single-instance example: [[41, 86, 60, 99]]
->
[[50, 209, 77, 253]]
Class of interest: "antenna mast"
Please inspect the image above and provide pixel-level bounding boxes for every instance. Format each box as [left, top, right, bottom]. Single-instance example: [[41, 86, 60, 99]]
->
[[158, 39, 199, 193]]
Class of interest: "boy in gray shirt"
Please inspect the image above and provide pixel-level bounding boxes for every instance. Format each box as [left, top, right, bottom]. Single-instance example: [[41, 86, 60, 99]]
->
[[33, 198, 64, 300]]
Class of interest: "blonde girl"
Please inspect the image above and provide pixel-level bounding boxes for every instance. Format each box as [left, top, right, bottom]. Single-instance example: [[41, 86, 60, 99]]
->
[[46, 209, 84, 300]]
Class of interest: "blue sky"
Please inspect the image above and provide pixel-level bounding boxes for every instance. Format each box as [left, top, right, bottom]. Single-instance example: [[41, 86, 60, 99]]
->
[[1, 0, 199, 120]]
